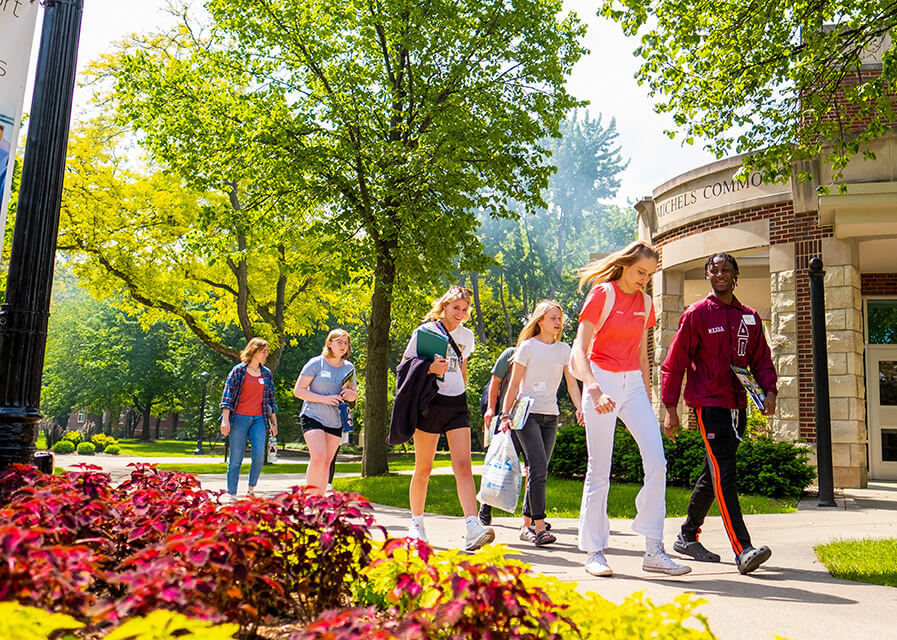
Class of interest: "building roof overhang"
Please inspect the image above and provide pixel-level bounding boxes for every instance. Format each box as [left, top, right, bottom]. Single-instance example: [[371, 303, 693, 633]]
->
[[819, 182, 897, 238]]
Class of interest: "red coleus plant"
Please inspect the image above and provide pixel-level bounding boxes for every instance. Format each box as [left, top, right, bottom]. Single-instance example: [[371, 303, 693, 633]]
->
[[0, 463, 381, 635]]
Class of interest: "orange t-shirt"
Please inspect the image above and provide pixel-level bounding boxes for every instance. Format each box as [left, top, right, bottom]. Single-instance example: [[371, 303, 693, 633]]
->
[[234, 373, 265, 416], [579, 281, 656, 372]]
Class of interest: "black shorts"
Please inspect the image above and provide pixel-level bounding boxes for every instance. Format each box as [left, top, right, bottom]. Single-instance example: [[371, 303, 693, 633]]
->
[[301, 414, 343, 439], [417, 393, 470, 435]]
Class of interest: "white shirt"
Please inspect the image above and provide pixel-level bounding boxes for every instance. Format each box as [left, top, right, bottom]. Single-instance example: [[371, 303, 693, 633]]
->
[[512, 338, 571, 415], [403, 321, 475, 397]]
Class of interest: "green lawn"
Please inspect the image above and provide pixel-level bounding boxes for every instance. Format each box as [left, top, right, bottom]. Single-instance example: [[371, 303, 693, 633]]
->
[[110, 439, 221, 457], [155, 461, 364, 475], [332, 474, 798, 518], [815, 538, 897, 587]]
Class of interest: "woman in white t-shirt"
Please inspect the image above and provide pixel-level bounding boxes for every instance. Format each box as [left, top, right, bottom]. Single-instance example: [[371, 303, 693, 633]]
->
[[402, 286, 494, 552], [293, 329, 357, 496], [498, 300, 583, 546]]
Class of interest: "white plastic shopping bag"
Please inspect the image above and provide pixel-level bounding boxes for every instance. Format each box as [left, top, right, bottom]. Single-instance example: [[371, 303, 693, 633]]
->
[[476, 430, 522, 513]]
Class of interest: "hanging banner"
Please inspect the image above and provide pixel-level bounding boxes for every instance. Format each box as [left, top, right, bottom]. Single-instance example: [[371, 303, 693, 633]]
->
[[1, 0, 41, 259]]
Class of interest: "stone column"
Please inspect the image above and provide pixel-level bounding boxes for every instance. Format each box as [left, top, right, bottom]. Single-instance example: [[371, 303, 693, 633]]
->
[[769, 243, 800, 441], [652, 269, 685, 421], [821, 238, 867, 488]]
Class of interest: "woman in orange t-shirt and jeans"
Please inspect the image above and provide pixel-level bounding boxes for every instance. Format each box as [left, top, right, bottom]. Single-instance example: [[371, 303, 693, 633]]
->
[[570, 241, 689, 578]]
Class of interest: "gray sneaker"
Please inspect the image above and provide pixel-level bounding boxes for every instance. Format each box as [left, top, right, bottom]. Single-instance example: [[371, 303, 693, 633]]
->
[[673, 533, 721, 562], [465, 520, 495, 551], [644, 544, 692, 576], [585, 551, 613, 577]]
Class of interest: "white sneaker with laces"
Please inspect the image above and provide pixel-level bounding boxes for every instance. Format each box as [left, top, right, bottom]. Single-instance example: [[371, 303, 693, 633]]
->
[[585, 551, 613, 577], [464, 520, 495, 551], [643, 545, 692, 576], [407, 519, 428, 543]]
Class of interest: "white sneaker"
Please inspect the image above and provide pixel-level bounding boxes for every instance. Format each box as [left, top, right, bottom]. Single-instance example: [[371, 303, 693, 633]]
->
[[643, 545, 692, 576], [325, 483, 335, 495], [407, 519, 428, 543], [464, 520, 495, 551], [585, 551, 613, 577], [220, 493, 238, 505]]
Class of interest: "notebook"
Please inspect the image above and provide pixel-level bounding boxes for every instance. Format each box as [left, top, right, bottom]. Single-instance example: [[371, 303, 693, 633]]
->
[[730, 364, 766, 413], [416, 326, 448, 360]]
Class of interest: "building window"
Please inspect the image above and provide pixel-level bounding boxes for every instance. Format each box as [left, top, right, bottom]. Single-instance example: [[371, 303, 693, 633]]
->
[[77, 411, 85, 424], [867, 300, 897, 344]]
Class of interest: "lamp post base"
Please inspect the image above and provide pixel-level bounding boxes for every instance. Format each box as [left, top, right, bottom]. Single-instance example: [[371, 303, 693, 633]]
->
[[0, 411, 39, 469]]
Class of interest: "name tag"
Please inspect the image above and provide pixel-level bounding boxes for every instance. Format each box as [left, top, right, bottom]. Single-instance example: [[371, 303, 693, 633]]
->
[[258, 377, 265, 384], [320, 370, 332, 379], [532, 381, 547, 393], [742, 314, 756, 325]]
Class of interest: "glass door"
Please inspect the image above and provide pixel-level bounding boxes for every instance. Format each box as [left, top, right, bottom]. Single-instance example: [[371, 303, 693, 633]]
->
[[866, 300, 897, 479]]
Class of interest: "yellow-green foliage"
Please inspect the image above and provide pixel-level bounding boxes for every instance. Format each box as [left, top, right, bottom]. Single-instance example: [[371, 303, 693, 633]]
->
[[103, 610, 239, 639], [360, 542, 717, 639], [0, 602, 82, 640]]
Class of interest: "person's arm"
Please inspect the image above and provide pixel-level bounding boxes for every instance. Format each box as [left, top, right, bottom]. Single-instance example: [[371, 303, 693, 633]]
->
[[482, 373, 503, 431], [639, 330, 652, 397], [221, 408, 231, 436], [571, 320, 615, 415], [563, 366, 584, 425], [498, 360, 527, 432], [293, 375, 342, 405], [461, 357, 469, 385], [661, 311, 694, 440]]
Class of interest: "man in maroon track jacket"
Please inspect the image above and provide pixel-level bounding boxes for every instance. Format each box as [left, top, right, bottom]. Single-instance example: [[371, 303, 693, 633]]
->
[[661, 252, 778, 575]]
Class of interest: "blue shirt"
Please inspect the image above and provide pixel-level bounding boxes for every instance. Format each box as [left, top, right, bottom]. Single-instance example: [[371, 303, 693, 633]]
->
[[219, 363, 277, 416], [298, 355, 356, 429]]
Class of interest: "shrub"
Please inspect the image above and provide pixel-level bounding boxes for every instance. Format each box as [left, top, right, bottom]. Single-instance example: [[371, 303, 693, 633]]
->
[[0, 602, 83, 639], [104, 444, 121, 455], [51, 439, 75, 455], [549, 421, 815, 498], [62, 430, 83, 445], [91, 433, 110, 452], [76, 442, 96, 455]]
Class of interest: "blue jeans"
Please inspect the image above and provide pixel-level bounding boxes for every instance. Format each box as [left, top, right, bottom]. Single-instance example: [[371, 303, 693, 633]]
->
[[227, 413, 266, 494]]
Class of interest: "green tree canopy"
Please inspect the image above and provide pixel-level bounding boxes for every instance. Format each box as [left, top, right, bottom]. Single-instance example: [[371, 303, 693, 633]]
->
[[601, 0, 897, 184], [98, 0, 586, 475]]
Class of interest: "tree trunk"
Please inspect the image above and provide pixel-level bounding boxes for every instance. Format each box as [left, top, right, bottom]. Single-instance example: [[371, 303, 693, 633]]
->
[[470, 272, 486, 344], [154, 415, 161, 440], [140, 400, 152, 441], [499, 270, 513, 346], [171, 412, 179, 439], [362, 249, 396, 477]]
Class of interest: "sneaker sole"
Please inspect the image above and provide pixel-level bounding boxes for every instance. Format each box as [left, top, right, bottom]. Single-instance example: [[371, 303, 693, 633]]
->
[[465, 528, 495, 551], [644, 563, 692, 576], [737, 547, 772, 574], [585, 565, 613, 577]]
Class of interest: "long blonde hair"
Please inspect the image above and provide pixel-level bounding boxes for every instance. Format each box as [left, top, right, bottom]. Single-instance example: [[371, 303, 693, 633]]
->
[[321, 329, 351, 360], [577, 240, 659, 291], [424, 286, 473, 322], [516, 300, 564, 347], [240, 337, 269, 364]]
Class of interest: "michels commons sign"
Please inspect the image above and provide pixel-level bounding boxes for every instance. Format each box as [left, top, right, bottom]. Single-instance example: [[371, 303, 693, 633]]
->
[[1, 0, 40, 250], [653, 163, 791, 234]]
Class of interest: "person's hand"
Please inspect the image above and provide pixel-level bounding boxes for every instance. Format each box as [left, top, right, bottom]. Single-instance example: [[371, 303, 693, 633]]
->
[[499, 414, 512, 433], [762, 391, 777, 416], [340, 388, 358, 403], [269, 422, 278, 437], [322, 394, 343, 406], [220, 421, 230, 437], [586, 383, 615, 414], [429, 356, 449, 376], [483, 408, 495, 436], [575, 408, 584, 426], [663, 408, 680, 441]]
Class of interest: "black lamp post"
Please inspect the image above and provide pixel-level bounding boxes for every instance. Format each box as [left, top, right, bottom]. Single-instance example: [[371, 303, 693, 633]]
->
[[809, 257, 837, 507], [194, 371, 210, 455], [0, 0, 84, 472]]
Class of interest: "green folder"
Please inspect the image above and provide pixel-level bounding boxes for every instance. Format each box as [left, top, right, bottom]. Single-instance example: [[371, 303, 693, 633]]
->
[[416, 326, 448, 360]]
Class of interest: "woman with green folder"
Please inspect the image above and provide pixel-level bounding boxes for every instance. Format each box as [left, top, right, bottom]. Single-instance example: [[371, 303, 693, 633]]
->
[[401, 286, 495, 552]]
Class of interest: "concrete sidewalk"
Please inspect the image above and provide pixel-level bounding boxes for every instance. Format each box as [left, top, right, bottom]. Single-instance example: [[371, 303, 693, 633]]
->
[[55, 455, 897, 640]]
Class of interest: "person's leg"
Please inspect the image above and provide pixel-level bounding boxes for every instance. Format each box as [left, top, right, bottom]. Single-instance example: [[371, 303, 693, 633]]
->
[[445, 426, 479, 517], [515, 414, 551, 534], [304, 428, 333, 495], [681, 451, 716, 539], [578, 365, 624, 553], [246, 415, 267, 492], [616, 373, 667, 544], [328, 445, 340, 484], [226, 414, 249, 495], [695, 407, 752, 555], [410, 430, 440, 515], [324, 437, 341, 488]]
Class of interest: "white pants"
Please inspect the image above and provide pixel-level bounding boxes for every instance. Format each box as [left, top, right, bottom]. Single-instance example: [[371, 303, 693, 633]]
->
[[578, 364, 667, 552]]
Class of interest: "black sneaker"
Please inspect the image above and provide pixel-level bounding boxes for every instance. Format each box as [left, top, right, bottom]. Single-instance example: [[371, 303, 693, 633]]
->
[[478, 502, 492, 526], [673, 533, 721, 562], [736, 545, 772, 574]]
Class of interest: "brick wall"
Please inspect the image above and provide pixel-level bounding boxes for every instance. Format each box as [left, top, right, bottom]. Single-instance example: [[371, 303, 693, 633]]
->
[[861, 273, 897, 296]]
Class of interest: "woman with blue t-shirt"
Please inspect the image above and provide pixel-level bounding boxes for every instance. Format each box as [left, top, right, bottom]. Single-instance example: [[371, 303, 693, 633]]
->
[[293, 329, 357, 495]]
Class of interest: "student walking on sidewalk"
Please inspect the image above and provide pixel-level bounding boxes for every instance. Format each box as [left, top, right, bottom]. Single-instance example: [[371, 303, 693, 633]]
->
[[497, 300, 583, 546], [570, 241, 690, 577], [293, 329, 357, 496], [661, 252, 778, 575], [219, 338, 278, 499], [400, 286, 495, 551]]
